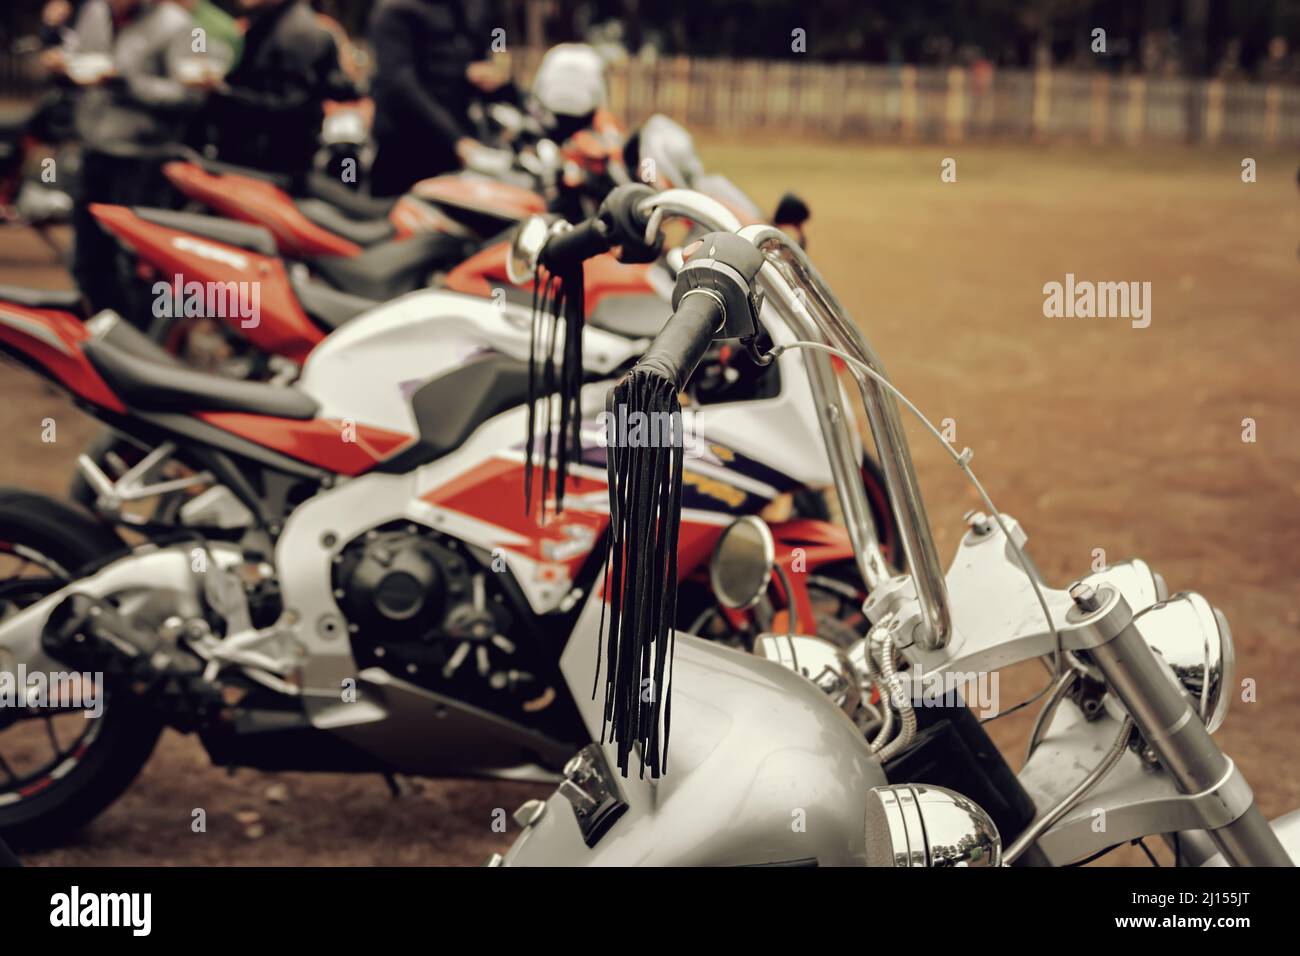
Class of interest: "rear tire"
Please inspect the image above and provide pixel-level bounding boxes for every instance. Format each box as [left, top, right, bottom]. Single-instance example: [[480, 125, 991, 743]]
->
[[0, 489, 162, 849]]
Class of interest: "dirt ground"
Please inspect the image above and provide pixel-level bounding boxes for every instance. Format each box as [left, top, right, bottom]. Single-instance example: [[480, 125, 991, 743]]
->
[[1, 138, 1297, 866]]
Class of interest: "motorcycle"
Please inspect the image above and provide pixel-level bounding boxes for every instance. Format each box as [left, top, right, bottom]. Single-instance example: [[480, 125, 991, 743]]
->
[[0, 187, 882, 847], [160, 155, 547, 271], [491, 188, 1299, 867]]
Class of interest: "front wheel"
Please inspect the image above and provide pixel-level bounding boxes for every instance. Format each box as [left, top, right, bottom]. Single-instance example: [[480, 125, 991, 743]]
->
[[0, 489, 162, 849]]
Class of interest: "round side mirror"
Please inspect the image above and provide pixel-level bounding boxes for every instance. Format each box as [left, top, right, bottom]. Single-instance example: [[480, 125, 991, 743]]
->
[[709, 516, 775, 611], [507, 215, 552, 285], [536, 138, 561, 171]]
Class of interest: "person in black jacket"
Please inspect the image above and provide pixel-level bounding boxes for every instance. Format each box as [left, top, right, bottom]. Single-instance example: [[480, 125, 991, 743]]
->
[[367, 0, 512, 196], [205, 0, 356, 182]]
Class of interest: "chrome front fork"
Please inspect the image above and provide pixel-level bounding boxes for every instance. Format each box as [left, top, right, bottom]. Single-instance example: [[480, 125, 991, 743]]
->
[[1069, 585, 1291, 866]]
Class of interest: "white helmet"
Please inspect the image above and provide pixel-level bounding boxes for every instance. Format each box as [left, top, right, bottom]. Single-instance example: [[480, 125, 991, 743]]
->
[[532, 44, 608, 118]]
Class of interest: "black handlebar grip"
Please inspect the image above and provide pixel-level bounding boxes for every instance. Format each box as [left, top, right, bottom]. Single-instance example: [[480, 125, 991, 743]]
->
[[539, 218, 611, 272], [636, 291, 724, 390], [599, 183, 661, 264]]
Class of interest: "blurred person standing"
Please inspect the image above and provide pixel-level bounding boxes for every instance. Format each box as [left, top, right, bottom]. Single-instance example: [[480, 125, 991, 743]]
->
[[204, 0, 355, 182], [40, 1, 114, 85], [37, 1, 77, 49], [70, 0, 208, 316], [190, 0, 243, 71], [367, 0, 513, 197], [31, 1, 109, 144]]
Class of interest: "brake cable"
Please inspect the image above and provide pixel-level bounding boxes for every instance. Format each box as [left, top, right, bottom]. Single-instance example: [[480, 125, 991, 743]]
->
[[765, 340, 1066, 706]]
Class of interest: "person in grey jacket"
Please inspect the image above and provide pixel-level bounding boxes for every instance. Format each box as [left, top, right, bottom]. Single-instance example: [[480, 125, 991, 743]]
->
[[67, 0, 207, 316]]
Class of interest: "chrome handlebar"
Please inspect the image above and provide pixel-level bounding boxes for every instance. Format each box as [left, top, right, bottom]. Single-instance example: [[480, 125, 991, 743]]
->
[[636, 190, 951, 648]]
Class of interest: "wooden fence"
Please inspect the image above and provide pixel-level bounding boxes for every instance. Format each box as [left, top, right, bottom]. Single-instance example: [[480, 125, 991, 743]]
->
[[512, 50, 1300, 148], [3, 47, 1297, 147]]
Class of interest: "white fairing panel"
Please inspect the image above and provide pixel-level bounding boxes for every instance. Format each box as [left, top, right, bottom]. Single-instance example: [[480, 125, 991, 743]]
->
[[693, 302, 840, 488], [295, 289, 642, 435]]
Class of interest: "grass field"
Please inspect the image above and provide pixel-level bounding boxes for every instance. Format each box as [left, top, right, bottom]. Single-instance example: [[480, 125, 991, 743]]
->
[[2, 138, 1297, 865]]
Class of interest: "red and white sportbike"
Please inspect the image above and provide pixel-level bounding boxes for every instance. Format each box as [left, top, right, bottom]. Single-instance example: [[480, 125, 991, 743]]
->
[[0, 188, 888, 846]]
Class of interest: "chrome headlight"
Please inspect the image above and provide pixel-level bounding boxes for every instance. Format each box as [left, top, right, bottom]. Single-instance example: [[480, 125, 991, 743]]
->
[[865, 784, 1001, 867], [1132, 592, 1235, 733], [753, 634, 861, 715], [1083, 558, 1167, 612]]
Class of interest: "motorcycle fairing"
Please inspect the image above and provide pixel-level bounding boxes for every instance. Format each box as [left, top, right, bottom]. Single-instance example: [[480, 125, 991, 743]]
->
[[296, 283, 833, 491], [162, 161, 364, 259], [296, 289, 643, 433], [407, 174, 545, 225], [0, 301, 125, 412], [444, 242, 658, 320], [89, 204, 325, 363], [416, 447, 739, 616], [195, 412, 413, 477], [387, 194, 472, 241]]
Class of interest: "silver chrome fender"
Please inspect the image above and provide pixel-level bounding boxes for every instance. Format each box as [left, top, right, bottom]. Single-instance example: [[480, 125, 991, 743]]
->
[[501, 635, 884, 866]]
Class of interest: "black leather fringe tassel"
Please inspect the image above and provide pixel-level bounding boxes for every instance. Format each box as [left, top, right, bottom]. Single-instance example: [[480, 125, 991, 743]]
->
[[525, 262, 585, 519], [597, 368, 684, 778]]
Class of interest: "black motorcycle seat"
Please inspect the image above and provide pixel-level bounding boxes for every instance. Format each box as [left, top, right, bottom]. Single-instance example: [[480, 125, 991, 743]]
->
[[310, 231, 470, 301], [295, 197, 394, 247], [289, 272, 377, 331], [588, 293, 668, 340], [132, 207, 279, 257], [187, 158, 396, 221], [376, 353, 533, 471], [0, 284, 84, 313], [304, 174, 397, 220], [82, 313, 319, 420]]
